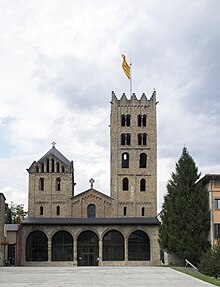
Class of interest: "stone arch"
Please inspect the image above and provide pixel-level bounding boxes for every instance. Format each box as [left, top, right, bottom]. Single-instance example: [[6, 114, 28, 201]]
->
[[26, 230, 48, 261], [128, 229, 150, 261], [52, 230, 73, 261], [102, 229, 125, 261]]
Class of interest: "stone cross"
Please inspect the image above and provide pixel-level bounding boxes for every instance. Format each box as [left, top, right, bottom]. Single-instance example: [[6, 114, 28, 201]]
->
[[52, 141, 56, 147], [89, 178, 95, 189]]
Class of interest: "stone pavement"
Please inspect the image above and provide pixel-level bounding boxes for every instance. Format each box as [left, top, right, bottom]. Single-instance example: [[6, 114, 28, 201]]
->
[[0, 266, 215, 287]]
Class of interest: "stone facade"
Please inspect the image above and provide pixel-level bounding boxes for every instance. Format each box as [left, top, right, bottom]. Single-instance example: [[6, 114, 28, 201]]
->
[[0, 193, 6, 266], [21, 91, 160, 266]]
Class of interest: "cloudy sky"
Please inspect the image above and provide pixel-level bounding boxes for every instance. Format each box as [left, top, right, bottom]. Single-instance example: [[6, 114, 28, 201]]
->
[[0, 0, 220, 211]]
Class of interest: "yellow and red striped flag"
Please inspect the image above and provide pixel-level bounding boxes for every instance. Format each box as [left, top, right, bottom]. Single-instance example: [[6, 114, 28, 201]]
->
[[121, 54, 130, 80]]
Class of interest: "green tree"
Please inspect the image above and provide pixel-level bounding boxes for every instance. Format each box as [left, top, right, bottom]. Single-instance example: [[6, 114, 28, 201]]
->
[[159, 147, 210, 265], [199, 241, 220, 278], [6, 201, 27, 223]]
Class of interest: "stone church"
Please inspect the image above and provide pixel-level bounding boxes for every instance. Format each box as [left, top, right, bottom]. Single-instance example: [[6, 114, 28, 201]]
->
[[21, 91, 160, 266]]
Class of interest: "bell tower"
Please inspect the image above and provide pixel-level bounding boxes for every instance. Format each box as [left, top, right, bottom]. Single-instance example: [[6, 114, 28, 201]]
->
[[110, 91, 157, 217]]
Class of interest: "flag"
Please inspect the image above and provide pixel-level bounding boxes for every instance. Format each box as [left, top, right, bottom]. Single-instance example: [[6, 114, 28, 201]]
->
[[121, 54, 130, 80]]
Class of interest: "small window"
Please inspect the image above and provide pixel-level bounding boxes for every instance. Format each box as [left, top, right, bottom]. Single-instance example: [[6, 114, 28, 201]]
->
[[139, 153, 147, 168], [126, 115, 131, 127], [39, 178, 44, 191], [140, 178, 146, 191], [46, 159, 49, 172], [87, 204, 96, 218], [215, 199, 220, 210], [56, 206, 60, 216], [56, 162, 60, 173], [40, 206, 43, 215], [214, 224, 220, 238], [56, 178, 61, 191], [122, 152, 129, 168], [143, 133, 147, 145], [41, 163, 44, 173], [123, 207, 127, 216], [143, 115, 147, 127], [121, 114, 126, 126], [123, 178, 129, 191], [214, 181, 220, 188], [141, 207, 145, 216], [62, 166, 65, 173], [51, 159, 55, 172], [138, 134, 142, 145], [137, 114, 147, 127], [127, 134, 131, 145], [36, 166, 39, 173], [137, 115, 142, 127], [121, 134, 126, 145]]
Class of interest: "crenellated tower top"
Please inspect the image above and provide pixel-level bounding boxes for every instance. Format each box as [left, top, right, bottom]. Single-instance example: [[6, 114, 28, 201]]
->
[[111, 91, 156, 107]]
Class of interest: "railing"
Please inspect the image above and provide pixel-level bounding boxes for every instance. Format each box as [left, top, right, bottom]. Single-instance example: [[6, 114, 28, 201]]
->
[[185, 259, 198, 272]]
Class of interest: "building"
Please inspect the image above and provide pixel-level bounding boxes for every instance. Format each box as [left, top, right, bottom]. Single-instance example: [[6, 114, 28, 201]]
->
[[0, 193, 6, 266], [21, 91, 160, 266], [198, 174, 220, 246]]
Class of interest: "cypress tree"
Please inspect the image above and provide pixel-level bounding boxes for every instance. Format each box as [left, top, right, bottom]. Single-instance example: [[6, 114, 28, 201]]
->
[[159, 147, 210, 265]]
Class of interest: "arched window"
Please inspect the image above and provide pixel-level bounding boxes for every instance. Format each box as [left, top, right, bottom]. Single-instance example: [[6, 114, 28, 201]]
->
[[126, 115, 131, 127], [56, 162, 60, 173], [52, 231, 73, 261], [141, 207, 145, 216], [122, 178, 129, 191], [137, 114, 142, 127], [41, 163, 44, 172], [39, 178, 44, 191], [143, 114, 147, 127], [40, 206, 43, 216], [123, 206, 127, 216], [121, 114, 126, 126], [62, 166, 65, 173], [128, 230, 150, 261], [56, 206, 60, 216], [87, 204, 96, 218], [122, 152, 129, 168], [56, 178, 61, 191], [138, 134, 142, 145], [103, 230, 124, 261], [140, 178, 146, 191], [26, 231, 48, 261], [46, 159, 49, 172], [51, 159, 55, 172], [127, 133, 131, 145], [139, 153, 147, 168], [143, 133, 147, 145], [121, 134, 126, 145]]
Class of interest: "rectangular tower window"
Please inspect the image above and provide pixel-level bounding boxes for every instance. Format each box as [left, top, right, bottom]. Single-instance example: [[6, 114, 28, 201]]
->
[[123, 206, 127, 216], [215, 199, 220, 210]]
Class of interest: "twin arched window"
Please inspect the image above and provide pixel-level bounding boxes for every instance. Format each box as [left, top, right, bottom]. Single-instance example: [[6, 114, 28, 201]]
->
[[137, 114, 147, 127], [121, 133, 131, 145], [121, 114, 131, 127], [138, 133, 147, 145]]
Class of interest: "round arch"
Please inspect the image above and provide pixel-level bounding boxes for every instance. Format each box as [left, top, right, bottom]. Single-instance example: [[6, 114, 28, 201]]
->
[[52, 230, 73, 261], [26, 230, 48, 261], [128, 230, 150, 261], [103, 229, 124, 261], [77, 230, 99, 266]]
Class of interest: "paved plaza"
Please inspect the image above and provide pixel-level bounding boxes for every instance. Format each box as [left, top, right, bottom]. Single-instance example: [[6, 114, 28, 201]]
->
[[0, 267, 215, 287]]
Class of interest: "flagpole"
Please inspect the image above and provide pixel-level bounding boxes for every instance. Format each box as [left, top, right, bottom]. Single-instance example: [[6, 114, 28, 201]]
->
[[130, 62, 132, 96]]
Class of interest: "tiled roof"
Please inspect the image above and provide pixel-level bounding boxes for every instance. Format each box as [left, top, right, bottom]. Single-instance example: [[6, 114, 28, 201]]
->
[[22, 217, 160, 226], [38, 146, 71, 166]]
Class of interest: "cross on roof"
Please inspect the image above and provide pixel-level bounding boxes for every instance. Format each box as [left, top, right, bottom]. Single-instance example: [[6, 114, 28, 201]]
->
[[52, 141, 56, 147], [89, 178, 95, 189]]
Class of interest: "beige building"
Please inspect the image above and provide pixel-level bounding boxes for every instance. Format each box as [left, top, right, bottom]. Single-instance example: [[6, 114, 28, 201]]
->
[[21, 91, 160, 266], [198, 174, 220, 246]]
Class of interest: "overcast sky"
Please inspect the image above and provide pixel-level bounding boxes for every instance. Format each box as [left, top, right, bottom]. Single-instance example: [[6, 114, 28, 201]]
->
[[0, 0, 220, 211]]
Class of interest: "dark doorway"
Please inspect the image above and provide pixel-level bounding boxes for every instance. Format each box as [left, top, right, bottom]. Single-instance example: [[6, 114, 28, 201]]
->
[[8, 244, 15, 266], [77, 231, 99, 266]]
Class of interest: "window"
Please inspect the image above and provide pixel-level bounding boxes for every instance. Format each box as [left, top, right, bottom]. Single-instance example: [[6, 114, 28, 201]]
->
[[121, 114, 131, 127], [214, 181, 220, 188], [56, 178, 61, 191], [138, 134, 147, 145], [87, 204, 96, 218], [36, 166, 39, 173], [39, 178, 44, 191], [40, 206, 43, 215], [128, 230, 150, 261], [139, 153, 147, 168], [215, 199, 220, 210], [103, 230, 125, 261], [140, 178, 146, 191], [214, 224, 220, 238], [56, 162, 60, 173], [52, 231, 73, 261], [137, 114, 147, 127], [141, 207, 145, 216], [51, 159, 55, 172], [26, 231, 48, 261], [62, 166, 65, 173], [122, 152, 129, 168], [56, 206, 60, 216], [121, 134, 131, 146], [46, 159, 49, 172], [123, 178, 129, 191], [41, 163, 44, 172], [123, 207, 127, 216]]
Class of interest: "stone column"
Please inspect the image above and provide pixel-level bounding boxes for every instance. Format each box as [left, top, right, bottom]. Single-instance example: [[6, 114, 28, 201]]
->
[[48, 240, 52, 263], [73, 239, 77, 266], [99, 239, 103, 266], [125, 238, 128, 264]]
